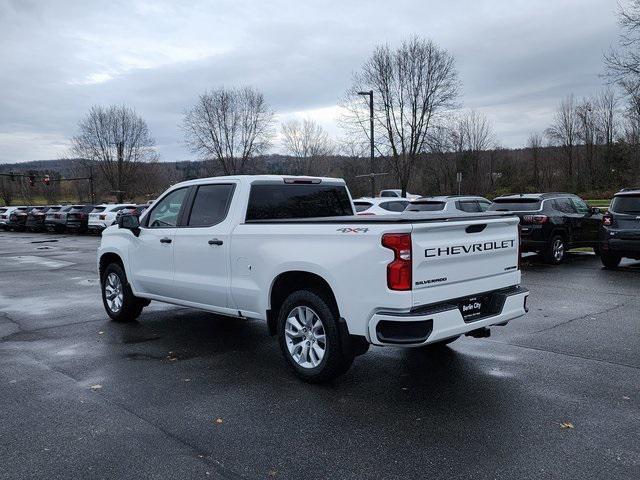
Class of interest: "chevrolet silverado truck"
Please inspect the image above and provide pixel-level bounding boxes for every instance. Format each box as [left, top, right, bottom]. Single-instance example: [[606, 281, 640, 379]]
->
[[97, 175, 529, 382]]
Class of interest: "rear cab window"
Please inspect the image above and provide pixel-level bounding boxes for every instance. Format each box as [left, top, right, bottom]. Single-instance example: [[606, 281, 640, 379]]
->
[[405, 201, 445, 212], [489, 199, 541, 212], [246, 183, 353, 220], [611, 195, 640, 215]]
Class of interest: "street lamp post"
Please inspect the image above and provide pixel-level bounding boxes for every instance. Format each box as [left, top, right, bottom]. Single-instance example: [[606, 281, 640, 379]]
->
[[357, 90, 376, 197]]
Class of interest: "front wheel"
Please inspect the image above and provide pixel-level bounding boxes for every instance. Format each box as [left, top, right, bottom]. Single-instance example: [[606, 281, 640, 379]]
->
[[544, 235, 565, 264], [600, 251, 621, 269], [101, 263, 145, 322], [277, 290, 354, 383]]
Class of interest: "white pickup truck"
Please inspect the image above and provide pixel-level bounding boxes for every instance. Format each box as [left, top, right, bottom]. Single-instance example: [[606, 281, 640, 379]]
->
[[98, 175, 528, 382]]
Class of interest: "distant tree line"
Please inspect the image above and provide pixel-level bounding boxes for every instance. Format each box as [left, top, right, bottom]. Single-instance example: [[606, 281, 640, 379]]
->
[[1, 1, 639, 205]]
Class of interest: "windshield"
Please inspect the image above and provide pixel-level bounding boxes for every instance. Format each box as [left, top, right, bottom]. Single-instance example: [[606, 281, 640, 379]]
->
[[610, 195, 640, 214], [489, 198, 541, 212], [405, 201, 445, 212]]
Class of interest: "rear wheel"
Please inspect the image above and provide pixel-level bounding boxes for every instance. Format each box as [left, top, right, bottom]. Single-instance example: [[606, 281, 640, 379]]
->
[[101, 263, 145, 322], [600, 251, 621, 269], [277, 290, 354, 383], [544, 235, 565, 264]]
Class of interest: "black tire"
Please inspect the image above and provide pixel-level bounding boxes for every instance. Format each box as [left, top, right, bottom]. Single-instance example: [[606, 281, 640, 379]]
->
[[100, 263, 145, 322], [277, 289, 354, 383], [544, 235, 566, 264], [54, 225, 66, 233], [600, 251, 622, 269]]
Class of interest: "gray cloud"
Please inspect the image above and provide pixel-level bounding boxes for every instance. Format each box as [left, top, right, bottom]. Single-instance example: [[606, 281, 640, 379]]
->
[[0, 0, 620, 162]]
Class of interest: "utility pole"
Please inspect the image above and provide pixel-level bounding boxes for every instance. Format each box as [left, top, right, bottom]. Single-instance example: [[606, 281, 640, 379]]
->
[[357, 90, 387, 197]]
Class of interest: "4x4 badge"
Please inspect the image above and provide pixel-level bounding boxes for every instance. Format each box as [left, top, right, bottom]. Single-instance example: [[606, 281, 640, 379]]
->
[[336, 227, 369, 233]]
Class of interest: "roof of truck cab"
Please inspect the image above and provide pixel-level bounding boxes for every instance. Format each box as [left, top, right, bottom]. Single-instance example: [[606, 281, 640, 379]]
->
[[170, 175, 346, 189]]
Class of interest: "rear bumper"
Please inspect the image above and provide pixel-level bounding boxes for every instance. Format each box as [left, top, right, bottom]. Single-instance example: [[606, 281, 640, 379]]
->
[[602, 239, 640, 256], [367, 286, 529, 346]]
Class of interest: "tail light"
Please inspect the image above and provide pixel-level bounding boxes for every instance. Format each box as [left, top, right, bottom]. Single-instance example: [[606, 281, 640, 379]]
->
[[522, 214, 548, 224], [99, 214, 106, 220], [602, 214, 613, 226], [517, 224, 522, 270], [382, 233, 412, 291]]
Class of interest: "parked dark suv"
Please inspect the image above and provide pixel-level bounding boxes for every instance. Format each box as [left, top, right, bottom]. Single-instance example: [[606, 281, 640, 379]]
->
[[490, 193, 602, 264], [65, 204, 95, 233], [600, 188, 640, 268]]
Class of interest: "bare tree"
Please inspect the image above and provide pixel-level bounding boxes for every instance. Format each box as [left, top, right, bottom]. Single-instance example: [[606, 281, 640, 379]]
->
[[545, 94, 579, 181], [0, 175, 14, 206], [605, 1, 640, 94], [182, 87, 275, 176], [576, 97, 597, 188], [342, 36, 460, 195], [71, 105, 157, 202], [527, 133, 544, 191], [281, 118, 333, 174], [457, 110, 495, 190], [595, 88, 618, 148]]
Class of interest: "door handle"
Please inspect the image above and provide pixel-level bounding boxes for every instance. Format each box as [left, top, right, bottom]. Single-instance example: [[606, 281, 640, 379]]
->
[[208, 238, 223, 246], [160, 237, 172, 244]]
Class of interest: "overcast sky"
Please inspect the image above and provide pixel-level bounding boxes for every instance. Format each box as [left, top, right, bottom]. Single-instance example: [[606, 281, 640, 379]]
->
[[0, 0, 621, 163]]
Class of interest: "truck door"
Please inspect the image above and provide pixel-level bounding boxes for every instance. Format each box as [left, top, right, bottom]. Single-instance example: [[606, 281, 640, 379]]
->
[[171, 183, 236, 310], [131, 187, 190, 297], [571, 196, 600, 245]]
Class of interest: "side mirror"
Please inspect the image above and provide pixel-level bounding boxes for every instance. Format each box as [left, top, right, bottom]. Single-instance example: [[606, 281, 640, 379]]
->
[[118, 214, 140, 236], [590, 207, 601, 215]]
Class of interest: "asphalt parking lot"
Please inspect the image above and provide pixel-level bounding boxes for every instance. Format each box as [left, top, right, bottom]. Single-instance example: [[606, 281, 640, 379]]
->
[[1, 231, 639, 480]]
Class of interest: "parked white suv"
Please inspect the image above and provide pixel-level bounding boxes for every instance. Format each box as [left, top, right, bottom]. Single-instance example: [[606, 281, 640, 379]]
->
[[98, 176, 528, 382], [88, 204, 136, 233], [379, 189, 420, 200], [353, 197, 410, 215], [405, 196, 493, 214]]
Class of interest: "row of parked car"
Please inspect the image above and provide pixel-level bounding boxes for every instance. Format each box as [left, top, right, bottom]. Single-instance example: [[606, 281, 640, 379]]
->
[[0, 203, 150, 234], [355, 188, 640, 268]]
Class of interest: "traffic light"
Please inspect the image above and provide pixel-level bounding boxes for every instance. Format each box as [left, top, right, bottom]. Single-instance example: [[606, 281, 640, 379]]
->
[[43, 175, 50, 186], [28, 174, 35, 187]]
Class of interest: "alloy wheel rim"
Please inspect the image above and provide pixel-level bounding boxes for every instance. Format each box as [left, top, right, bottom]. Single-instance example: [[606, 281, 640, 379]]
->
[[284, 306, 326, 369], [104, 272, 124, 313], [553, 239, 564, 261]]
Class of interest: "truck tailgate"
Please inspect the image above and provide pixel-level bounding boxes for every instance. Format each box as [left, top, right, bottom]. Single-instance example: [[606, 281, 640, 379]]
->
[[411, 216, 520, 307]]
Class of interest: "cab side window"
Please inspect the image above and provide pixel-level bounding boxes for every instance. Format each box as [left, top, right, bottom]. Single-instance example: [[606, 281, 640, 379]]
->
[[186, 184, 235, 227], [146, 188, 189, 228], [457, 201, 481, 213], [571, 197, 590, 215], [553, 198, 576, 214]]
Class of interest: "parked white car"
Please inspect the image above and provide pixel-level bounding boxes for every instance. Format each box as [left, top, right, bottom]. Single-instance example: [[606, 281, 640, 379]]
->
[[405, 196, 493, 214], [88, 204, 136, 233], [0, 206, 27, 230], [98, 175, 528, 382], [353, 197, 410, 215], [379, 189, 420, 200]]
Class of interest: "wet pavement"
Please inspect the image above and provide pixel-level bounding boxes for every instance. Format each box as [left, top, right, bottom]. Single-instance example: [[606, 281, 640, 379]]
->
[[1, 230, 639, 479]]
